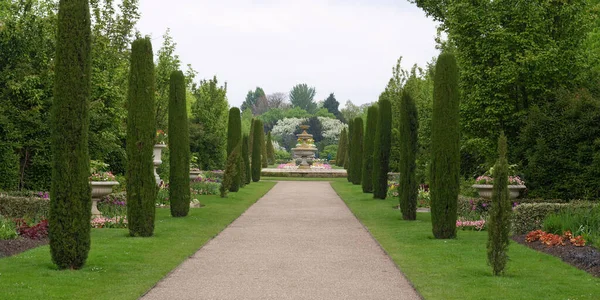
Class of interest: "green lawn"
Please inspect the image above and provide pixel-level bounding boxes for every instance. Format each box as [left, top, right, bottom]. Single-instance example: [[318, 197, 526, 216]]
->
[[0, 181, 276, 300], [331, 181, 600, 300]]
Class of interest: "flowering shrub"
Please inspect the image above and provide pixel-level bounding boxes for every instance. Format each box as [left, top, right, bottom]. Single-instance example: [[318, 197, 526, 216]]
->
[[156, 130, 167, 144], [417, 187, 430, 208], [310, 163, 331, 170], [475, 175, 525, 185], [456, 218, 486, 231], [90, 171, 116, 181], [318, 117, 347, 145], [278, 163, 298, 170], [14, 218, 48, 239], [191, 177, 220, 195], [526, 229, 586, 247], [98, 193, 127, 218], [387, 181, 399, 198], [91, 216, 128, 229]]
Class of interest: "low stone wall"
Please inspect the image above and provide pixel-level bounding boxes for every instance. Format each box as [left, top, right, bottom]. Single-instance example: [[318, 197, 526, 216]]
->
[[261, 168, 347, 178]]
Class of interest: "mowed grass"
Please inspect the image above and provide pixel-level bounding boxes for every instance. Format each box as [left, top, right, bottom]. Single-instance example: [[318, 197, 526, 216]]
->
[[0, 181, 276, 300], [331, 181, 600, 300]]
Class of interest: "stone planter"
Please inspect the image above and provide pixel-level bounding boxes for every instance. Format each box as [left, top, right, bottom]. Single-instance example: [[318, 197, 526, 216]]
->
[[90, 181, 119, 217], [472, 184, 526, 199], [153, 144, 167, 185], [189, 169, 201, 180]]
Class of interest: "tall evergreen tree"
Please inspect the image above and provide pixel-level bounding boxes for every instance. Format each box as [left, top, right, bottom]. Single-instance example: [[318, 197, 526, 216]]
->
[[248, 118, 255, 159], [399, 90, 419, 220], [335, 128, 347, 166], [372, 98, 392, 199], [251, 119, 263, 182], [226, 107, 242, 192], [49, 0, 93, 270], [346, 120, 354, 181], [430, 52, 460, 239], [168, 70, 190, 217], [351, 117, 364, 185], [242, 134, 251, 185], [261, 126, 268, 168], [361, 105, 378, 193], [266, 132, 275, 165], [126, 37, 157, 237], [487, 133, 512, 275], [323, 93, 344, 121]]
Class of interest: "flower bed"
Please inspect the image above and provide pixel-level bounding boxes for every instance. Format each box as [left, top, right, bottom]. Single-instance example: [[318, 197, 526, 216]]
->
[[91, 216, 128, 229]]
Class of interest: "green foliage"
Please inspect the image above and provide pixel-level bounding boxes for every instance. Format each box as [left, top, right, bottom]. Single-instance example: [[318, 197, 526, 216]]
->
[[372, 98, 392, 199], [0, 195, 49, 219], [289, 83, 317, 113], [0, 214, 18, 240], [335, 128, 347, 166], [260, 127, 268, 168], [266, 132, 275, 165], [430, 52, 460, 239], [321, 144, 338, 161], [399, 91, 419, 220], [322, 93, 344, 121], [361, 106, 378, 193], [190, 76, 228, 170], [487, 134, 511, 275], [168, 70, 190, 217], [251, 120, 263, 182], [512, 202, 597, 234], [242, 135, 251, 185], [543, 206, 600, 246], [125, 38, 156, 237], [241, 87, 265, 114], [154, 29, 181, 131], [350, 117, 363, 185], [50, 0, 92, 270], [346, 119, 353, 177], [226, 107, 242, 192], [520, 88, 600, 199], [220, 145, 240, 198]]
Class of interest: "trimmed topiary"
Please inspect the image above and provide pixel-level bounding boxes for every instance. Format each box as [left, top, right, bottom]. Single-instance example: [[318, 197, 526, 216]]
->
[[266, 132, 275, 165], [242, 134, 251, 185], [248, 118, 254, 160], [126, 37, 157, 237], [399, 90, 419, 220], [251, 119, 263, 182], [351, 117, 364, 185], [168, 70, 190, 217], [220, 144, 240, 198], [49, 0, 93, 270], [346, 120, 354, 180], [361, 106, 378, 193], [226, 107, 242, 192], [430, 51, 460, 239], [335, 128, 346, 167], [372, 98, 392, 199], [261, 127, 268, 168], [487, 133, 512, 275]]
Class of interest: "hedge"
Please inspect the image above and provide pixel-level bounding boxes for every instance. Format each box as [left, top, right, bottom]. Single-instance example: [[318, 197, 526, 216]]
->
[[0, 196, 50, 219], [511, 202, 597, 234]]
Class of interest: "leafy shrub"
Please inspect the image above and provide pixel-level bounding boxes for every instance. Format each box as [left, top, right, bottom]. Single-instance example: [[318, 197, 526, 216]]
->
[[15, 218, 48, 240], [543, 206, 600, 246], [0, 195, 50, 219], [512, 202, 597, 234], [0, 215, 18, 240], [98, 192, 127, 218]]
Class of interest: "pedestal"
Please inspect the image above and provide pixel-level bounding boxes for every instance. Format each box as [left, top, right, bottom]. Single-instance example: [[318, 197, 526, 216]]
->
[[153, 144, 167, 185]]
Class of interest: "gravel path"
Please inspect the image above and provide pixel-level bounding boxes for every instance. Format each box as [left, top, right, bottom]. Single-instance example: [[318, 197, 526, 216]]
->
[[141, 181, 421, 300]]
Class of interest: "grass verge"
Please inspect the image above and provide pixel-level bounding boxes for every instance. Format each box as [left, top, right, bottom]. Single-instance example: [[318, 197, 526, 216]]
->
[[0, 181, 276, 300], [330, 181, 600, 300]]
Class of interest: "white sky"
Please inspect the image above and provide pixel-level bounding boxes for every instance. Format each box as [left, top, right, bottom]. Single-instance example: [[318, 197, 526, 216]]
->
[[136, 0, 439, 108]]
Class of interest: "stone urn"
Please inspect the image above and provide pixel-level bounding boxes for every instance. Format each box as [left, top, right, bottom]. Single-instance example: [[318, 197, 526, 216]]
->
[[189, 169, 201, 180], [472, 184, 526, 199], [153, 144, 167, 185], [90, 181, 119, 217]]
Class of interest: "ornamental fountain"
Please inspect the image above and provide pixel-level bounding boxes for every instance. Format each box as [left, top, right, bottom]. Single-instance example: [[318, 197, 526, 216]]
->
[[291, 125, 318, 169]]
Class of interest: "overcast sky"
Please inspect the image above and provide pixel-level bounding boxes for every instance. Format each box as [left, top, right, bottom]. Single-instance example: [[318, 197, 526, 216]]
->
[[136, 0, 439, 108]]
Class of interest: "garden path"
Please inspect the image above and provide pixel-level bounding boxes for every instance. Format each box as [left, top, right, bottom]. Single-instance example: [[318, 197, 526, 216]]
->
[[141, 181, 420, 300]]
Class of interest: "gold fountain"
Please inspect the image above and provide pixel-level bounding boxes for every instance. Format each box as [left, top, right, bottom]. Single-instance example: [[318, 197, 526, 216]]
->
[[291, 125, 317, 169]]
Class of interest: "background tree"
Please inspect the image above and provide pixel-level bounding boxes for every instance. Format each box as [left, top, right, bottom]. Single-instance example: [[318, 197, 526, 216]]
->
[[261, 127, 268, 168], [323, 93, 344, 122], [251, 119, 263, 182], [304, 116, 323, 146], [226, 107, 242, 192], [190, 76, 228, 170], [289, 83, 317, 113], [336, 128, 347, 167], [126, 37, 156, 237], [361, 105, 378, 193], [154, 29, 180, 131], [345, 120, 354, 181], [168, 70, 190, 217], [430, 52, 460, 239], [241, 87, 265, 114], [49, 0, 92, 270], [487, 133, 511, 276], [267, 92, 289, 109], [266, 132, 275, 165], [372, 97, 392, 199], [399, 90, 419, 220], [340, 100, 370, 124], [350, 117, 363, 185], [242, 134, 251, 185]]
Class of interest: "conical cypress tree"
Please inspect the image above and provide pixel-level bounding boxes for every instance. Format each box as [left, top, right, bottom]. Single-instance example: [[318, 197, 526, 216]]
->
[[361, 106, 378, 193], [242, 134, 251, 185], [430, 51, 460, 239], [220, 144, 240, 198], [226, 107, 242, 192], [346, 120, 354, 181], [261, 128, 268, 168], [251, 120, 263, 182], [335, 128, 346, 166], [487, 133, 512, 275], [399, 90, 419, 220], [351, 117, 364, 185], [168, 70, 190, 217], [49, 0, 92, 270], [126, 37, 157, 237], [266, 132, 275, 165], [372, 98, 392, 199], [248, 118, 254, 159]]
